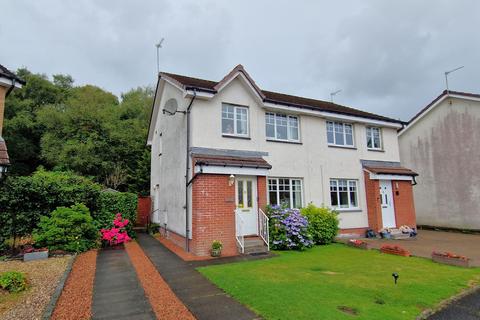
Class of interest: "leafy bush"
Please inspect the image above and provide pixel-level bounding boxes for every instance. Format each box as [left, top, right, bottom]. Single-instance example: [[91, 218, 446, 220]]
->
[[301, 203, 339, 245], [212, 240, 223, 251], [33, 204, 98, 252], [0, 170, 101, 239], [267, 205, 313, 250], [100, 213, 132, 246], [0, 271, 27, 293], [94, 191, 137, 237]]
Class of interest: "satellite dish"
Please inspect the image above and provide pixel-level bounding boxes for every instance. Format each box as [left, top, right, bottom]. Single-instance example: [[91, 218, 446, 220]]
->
[[163, 98, 178, 115]]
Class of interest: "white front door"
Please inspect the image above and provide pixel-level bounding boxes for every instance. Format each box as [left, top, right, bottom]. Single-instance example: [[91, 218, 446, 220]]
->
[[379, 180, 396, 228], [236, 176, 258, 235]]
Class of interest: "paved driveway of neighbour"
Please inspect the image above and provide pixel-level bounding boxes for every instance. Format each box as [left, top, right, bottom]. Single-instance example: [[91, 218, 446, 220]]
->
[[363, 230, 480, 267]]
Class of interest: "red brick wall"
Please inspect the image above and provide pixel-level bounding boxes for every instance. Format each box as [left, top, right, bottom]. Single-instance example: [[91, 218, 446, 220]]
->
[[338, 227, 368, 235], [392, 180, 417, 228], [364, 171, 383, 232], [257, 176, 267, 211], [191, 174, 237, 256]]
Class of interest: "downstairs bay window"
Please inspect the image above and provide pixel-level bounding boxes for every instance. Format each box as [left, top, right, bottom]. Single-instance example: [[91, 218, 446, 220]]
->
[[268, 178, 303, 209], [330, 179, 358, 209]]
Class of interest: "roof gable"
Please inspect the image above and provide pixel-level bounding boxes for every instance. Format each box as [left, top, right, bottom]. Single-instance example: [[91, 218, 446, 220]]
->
[[399, 90, 480, 136]]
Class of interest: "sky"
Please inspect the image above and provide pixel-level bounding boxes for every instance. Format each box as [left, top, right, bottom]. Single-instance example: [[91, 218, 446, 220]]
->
[[1, 0, 479, 121]]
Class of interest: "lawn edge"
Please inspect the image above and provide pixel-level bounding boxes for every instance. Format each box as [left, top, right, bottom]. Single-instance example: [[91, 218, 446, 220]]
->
[[416, 284, 480, 319], [41, 255, 76, 320]]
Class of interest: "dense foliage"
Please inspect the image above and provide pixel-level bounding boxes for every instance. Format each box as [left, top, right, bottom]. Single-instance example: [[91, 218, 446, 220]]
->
[[0, 271, 28, 293], [33, 204, 98, 252], [94, 191, 137, 237], [301, 204, 339, 244], [267, 205, 313, 250], [4, 69, 152, 194], [0, 170, 101, 240]]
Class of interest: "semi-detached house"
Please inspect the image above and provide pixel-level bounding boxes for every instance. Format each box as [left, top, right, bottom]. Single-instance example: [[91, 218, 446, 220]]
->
[[147, 65, 418, 257]]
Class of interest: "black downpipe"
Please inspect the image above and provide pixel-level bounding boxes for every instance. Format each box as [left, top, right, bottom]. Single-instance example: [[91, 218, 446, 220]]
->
[[185, 90, 196, 252], [6, 79, 16, 97]]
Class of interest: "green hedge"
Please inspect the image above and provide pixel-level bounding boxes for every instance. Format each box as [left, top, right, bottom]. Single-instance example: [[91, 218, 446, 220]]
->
[[0, 169, 101, 241], [301, 203, 339, 245], [94, 191, 137, 237], [0, 169, 138, 241]]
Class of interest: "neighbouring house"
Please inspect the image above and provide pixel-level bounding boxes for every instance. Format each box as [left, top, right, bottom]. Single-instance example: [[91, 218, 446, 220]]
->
[[147, 64, 418, 257], [0, 64, 24, 176], [399, 90, 480, 231]]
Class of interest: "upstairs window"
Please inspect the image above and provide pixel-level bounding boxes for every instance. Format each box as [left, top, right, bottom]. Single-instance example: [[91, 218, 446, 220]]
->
[[327, 121, 354, 147], [330, 179, 358, 209], [366, 126, 382, 150], [265, 112, 299, 142], [222, 103, 249, 137]]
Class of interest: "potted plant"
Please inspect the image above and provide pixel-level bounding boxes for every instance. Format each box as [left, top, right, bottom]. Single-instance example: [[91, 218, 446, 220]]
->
[[210, 240, 223, 257], [347, 239, 368, 250]]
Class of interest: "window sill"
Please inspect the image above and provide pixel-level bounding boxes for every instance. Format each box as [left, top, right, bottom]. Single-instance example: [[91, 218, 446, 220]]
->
[[367, 148, 385, 152], [335, 208, 362, 213], [328, 144, 357, 150], [222, 134, 251, 140], [266, 139, 302, 145]]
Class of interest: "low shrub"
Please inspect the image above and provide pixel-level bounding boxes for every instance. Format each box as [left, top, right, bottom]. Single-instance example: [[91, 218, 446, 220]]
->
[[211, 240, 223, 251], [100, 213, 131, 246], [0, 271, 27, 293], [94, 191, 137, 237], [33, 204, 98, 252], [147, 223, 160, 235], [301, 203, 339, 245], [267, 205, 313, 250]]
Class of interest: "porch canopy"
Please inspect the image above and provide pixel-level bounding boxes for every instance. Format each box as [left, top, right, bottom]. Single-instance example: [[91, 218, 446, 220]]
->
[[361, 160, 418, 181], [191, 147, 271, 176]]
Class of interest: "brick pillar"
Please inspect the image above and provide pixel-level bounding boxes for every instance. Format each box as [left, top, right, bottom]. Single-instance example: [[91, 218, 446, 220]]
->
[[257, 176, 267, 211], [392, 180, 417, 228], [364, 171, 383, 231]]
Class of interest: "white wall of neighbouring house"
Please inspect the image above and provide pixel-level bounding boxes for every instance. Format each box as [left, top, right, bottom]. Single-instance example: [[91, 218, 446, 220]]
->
[[150, 81, 191, 237], [189, 77, 402, 230], [399, 97, 480, 230]]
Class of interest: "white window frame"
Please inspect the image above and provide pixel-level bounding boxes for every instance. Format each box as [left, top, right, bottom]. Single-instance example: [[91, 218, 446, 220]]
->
[[366, 126, 383, 150], [267, 177, 303, 209], [222, 103, 249, 137], [326, 121, 355, 147], [265, 112, 300, 142], [329, 178, 359, 210]]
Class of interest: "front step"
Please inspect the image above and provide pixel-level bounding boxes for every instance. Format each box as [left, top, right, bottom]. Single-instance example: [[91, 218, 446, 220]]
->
[[389, 228, 412, 240], [240, 237, 269, 254]]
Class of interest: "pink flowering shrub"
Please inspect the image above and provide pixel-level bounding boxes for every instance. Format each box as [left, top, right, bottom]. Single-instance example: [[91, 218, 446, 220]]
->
[[100, 213, 132, 246]]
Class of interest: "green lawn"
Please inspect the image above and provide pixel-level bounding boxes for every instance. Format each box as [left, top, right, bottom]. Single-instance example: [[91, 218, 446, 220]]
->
[[198, 244, 480, 320]]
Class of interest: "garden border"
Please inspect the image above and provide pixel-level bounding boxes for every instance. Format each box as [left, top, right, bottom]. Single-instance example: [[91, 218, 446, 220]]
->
[[41, 254, 76, 320]]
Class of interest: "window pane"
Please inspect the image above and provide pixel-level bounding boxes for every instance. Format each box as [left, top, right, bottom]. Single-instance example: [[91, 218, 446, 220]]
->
[[366, 127, 372, 148], [276, 114, 288, 139], [349, 181, 357, 207], [222, 105, 235, 134], [373, 128, 381, 148], [222, 118, 234, 134], [345, 124, 353, 146], [334, 123, 344, 145], [236, 107, 248, 135], [288, 116, 299, 140], [268, 179, 277, 191], [292, 179, 302, 208], [339, 190, 349, 207], [327, 122, 335, 144], [269, 191, 278, 206], [330, 191, 338, 206], [237, 180, 244, 208], [266, 113, 275, 138], [279, 191, 291, 208], [247, 181, 252, 208]]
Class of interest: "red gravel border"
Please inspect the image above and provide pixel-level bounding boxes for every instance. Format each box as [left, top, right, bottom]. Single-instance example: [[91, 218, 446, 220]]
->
[[51, 250, 97, 320], [125, 241, 195, 320]]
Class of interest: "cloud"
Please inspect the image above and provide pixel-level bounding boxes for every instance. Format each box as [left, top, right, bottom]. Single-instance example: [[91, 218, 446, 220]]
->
[[1, 0, 479, 120]]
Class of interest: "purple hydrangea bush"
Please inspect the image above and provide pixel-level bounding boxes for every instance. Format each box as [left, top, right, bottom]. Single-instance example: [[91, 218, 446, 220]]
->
[[267, 205, 314, 250]]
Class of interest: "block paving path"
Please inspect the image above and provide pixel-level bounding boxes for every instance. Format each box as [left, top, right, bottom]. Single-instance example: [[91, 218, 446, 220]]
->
[[136, 233, 260, 320], [92, 248, 156, 320]]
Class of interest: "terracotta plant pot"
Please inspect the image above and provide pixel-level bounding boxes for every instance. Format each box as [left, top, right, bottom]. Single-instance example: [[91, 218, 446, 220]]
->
[[347, 240, 368, 250], [380, 245, 410, 257]]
